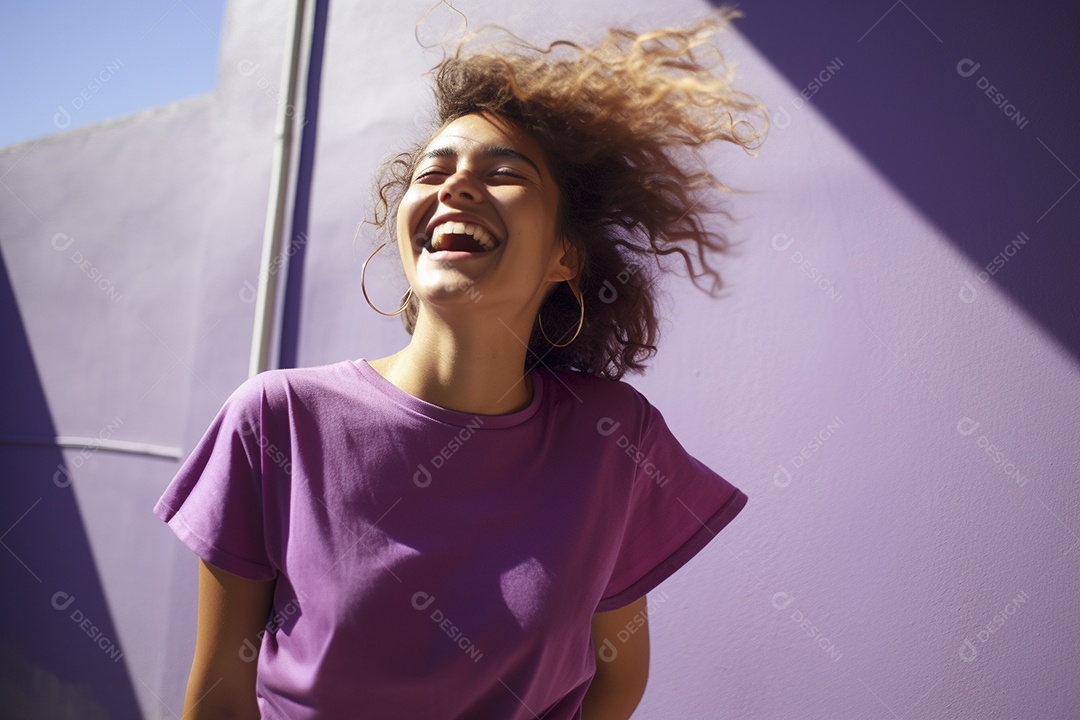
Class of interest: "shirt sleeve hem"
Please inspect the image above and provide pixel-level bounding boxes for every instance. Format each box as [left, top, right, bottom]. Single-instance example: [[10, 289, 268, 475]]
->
[[155, 502, 277, 582], [594, 488, 748, 614]]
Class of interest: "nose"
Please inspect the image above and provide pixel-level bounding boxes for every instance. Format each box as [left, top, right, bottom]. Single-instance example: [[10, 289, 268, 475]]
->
[[439, 168, 483, 204]]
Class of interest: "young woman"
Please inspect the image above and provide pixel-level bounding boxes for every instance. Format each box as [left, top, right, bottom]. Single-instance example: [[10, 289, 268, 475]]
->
[[154, 11, 763, 719]]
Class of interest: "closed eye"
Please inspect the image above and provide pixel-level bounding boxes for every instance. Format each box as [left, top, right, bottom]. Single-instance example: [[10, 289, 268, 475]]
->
[[414, 168, 525, 182], [414, 169, 447, 181], [491, 169, 524, 178]]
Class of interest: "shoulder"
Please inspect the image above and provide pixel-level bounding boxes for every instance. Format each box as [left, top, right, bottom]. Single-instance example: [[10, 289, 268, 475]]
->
[[542, 366, 647, 404], [224, 360, 361, 416], [540, 366, 655, 436]]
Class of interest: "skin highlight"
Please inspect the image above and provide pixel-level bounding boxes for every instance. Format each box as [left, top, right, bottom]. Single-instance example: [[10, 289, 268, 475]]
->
[[369, 112, 580, 416]]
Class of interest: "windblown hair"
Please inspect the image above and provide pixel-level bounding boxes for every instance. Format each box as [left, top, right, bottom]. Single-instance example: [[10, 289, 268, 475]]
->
[[370, 8, 767, 380]]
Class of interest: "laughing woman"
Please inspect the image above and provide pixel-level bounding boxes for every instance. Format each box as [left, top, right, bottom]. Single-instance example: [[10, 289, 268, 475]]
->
[[154, 9, 764, 720]]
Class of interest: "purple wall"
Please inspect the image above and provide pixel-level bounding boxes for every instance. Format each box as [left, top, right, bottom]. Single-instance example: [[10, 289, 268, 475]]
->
[[1, 0, 1077, 717]]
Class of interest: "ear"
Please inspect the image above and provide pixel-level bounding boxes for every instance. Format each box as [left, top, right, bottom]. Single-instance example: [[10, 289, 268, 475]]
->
[[551, 235, 581, 284]]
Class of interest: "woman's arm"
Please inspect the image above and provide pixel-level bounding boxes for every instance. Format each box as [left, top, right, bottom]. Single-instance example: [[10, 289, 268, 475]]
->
[[183, 559, 275, 720], [582, 595, 650, 719]]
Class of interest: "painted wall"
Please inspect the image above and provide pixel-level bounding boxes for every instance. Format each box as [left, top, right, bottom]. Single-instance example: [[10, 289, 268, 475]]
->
[[1, 1, 1076, 718]]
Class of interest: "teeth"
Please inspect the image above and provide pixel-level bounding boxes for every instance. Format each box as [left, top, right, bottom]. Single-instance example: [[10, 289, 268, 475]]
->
[[429, 220, 497, 251]]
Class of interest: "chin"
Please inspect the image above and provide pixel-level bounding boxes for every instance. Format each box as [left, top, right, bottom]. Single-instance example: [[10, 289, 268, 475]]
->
[[412, 278, 485, 305]]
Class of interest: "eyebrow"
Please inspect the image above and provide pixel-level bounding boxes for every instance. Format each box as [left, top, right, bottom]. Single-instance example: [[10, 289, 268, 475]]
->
[[419, 144, 542, 176]]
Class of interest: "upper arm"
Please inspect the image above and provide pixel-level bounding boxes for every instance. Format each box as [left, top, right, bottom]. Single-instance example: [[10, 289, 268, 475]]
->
[[183, 558, 276, 720], [584, 595, 650, 717]]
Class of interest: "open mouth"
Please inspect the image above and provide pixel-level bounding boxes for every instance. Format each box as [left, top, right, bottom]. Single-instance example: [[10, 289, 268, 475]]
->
[[420, 221, 501, 254]]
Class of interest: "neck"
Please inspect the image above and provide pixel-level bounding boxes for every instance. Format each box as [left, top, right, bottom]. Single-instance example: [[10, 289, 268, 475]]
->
[[371, 305, 541, 415]]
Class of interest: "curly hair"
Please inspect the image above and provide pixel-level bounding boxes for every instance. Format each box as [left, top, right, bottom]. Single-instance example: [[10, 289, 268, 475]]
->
[[369, 8, 767, 380]]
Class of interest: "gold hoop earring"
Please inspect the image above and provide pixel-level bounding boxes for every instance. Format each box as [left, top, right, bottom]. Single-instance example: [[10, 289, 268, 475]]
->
[[539, 282, 584, 348], [361, 242, 412, 317]]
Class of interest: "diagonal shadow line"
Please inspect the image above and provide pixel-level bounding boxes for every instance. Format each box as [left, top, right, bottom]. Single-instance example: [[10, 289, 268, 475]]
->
[[0, 249, 143, 716], [706, 0, 1080, 363]]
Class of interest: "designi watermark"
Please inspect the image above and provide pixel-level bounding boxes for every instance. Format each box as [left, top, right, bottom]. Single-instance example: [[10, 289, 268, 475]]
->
[[53, 416, 124, 488], [597, 416, 669, 487], [412, 591, 483, 661], [596, 590, 669, 662], [53, 58, 124, 130], [51, 233, 123, 303], [240, 597, 301, 662], [956, 59, 1030, 130], [771, 58, 844, 130], [771, 591, 842, 662], [236, 59, 309, 129], [771, 233, 842, 304], [959, 590, 1030, 662], [774, 415, 843, 488], [239, 231, 309, 303], [958, 231, 1030, 304], [51, 591, 123, 662], [414, 415, 486, 487], [597, 261, 641, 304], [238, 418, 292, 475], [956, 417, 1028, 487]]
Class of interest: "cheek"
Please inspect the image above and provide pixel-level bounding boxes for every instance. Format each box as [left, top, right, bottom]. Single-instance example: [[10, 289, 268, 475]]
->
[[396, 189, 424, 241], [395, 212, 409, 244]]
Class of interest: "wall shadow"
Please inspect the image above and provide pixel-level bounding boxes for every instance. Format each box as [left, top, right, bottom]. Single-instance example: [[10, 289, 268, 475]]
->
[[0, 251, 142, 717], [710, 0, 1080, 360]]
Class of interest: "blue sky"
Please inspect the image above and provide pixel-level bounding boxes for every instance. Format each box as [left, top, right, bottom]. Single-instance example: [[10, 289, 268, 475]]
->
[[1, 1, 226, 147]]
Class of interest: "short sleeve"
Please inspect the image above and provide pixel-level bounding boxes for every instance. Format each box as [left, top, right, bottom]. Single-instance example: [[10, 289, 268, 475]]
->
[[596, 399, 748, 612], [153, 377, 277, 582]]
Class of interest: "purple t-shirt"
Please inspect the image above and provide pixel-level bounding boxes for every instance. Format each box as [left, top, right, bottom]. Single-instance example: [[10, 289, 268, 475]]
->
[[154, 358, 747, 719]]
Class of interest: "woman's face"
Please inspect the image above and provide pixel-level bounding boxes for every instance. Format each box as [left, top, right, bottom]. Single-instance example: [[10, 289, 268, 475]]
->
[[395, 112, 576, 325]]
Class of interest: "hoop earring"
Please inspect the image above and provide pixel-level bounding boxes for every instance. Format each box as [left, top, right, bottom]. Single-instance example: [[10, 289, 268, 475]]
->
[[361, 242, 412, 317], [539, 282, 584, 348]]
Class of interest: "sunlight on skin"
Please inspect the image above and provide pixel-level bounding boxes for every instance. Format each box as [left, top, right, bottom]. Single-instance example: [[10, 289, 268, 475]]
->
[[368, 112, 580, 417]]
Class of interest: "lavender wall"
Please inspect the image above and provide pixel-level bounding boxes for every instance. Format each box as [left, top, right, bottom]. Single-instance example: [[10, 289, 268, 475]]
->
[[1, 0, 1076, 718]]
